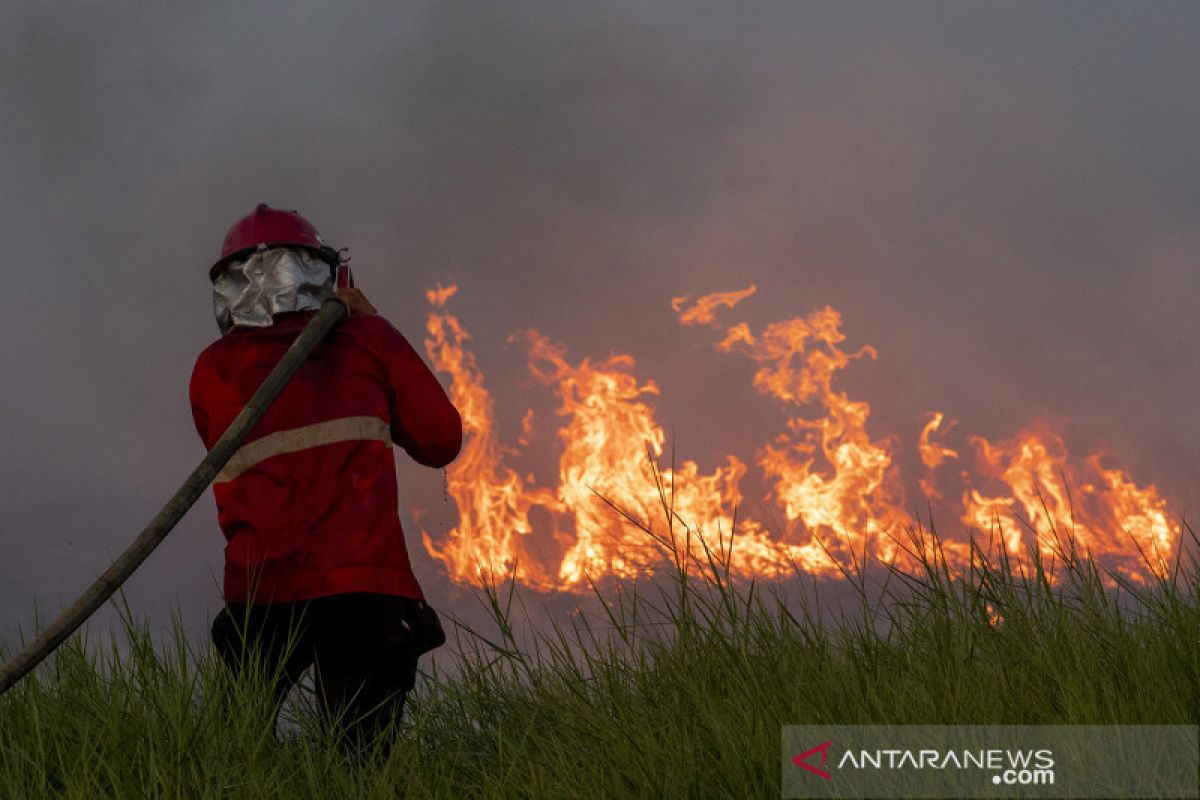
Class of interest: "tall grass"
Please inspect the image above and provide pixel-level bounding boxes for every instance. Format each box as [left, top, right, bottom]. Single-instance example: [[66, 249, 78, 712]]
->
[[1, 492, 1196, 798]]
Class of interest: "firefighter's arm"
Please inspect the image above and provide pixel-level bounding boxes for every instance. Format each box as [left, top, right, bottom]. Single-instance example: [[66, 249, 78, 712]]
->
[[188, 353, 215, 448], [374, 319, 463, 468]]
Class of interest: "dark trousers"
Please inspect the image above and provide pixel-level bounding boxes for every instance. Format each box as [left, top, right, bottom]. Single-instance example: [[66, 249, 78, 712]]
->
[[211, 593, 444, 751]]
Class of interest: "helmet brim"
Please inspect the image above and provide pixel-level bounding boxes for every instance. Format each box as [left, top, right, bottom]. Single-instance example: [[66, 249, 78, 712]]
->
[[209, 243, 339, 282]]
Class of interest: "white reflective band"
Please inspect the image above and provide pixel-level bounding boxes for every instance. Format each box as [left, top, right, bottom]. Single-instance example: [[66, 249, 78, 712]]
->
[[215, 416, 390, 483]]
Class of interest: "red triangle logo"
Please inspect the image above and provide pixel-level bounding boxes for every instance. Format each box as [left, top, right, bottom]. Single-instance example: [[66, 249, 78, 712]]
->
[[792, 740, 832, 780]]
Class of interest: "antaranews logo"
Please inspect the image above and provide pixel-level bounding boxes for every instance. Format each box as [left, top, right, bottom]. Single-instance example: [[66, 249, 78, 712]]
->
[[784, 725, 1198, 799], [791, 740, 1055, 785]]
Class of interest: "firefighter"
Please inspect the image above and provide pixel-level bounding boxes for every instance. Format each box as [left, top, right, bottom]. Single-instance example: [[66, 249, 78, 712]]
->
[[190, 203, 462, 751]]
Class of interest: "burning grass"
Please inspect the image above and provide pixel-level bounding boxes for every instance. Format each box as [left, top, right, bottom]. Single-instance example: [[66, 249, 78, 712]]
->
[[421, 284, 1181, 592], [1, 497, 1197, 798]]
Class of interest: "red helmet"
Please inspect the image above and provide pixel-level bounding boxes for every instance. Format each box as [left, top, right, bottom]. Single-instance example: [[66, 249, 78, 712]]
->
[[210, 203, 339, 281]]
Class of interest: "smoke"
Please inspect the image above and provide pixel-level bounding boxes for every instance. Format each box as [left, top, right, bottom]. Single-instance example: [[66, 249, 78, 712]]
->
[[2, 2, 1198, 650]]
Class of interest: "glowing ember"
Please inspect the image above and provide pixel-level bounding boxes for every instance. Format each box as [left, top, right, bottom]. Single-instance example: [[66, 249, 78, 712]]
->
[[419, 284, 1181, 590]]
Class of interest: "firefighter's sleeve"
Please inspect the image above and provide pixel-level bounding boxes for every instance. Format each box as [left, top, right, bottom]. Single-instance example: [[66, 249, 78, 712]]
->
[[375, 320, 463, 468], [188, 353, 215, 449]]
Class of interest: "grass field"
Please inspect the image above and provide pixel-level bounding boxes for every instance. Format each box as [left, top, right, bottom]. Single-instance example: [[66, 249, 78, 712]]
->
[[1, 503, 1197, 799]]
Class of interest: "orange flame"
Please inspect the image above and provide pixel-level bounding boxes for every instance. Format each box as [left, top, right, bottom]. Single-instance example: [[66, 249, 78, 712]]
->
[[419, 284, 1181, 590], [677, 297, 910, 570], [670, 284, 758, 326], [962, 423, 1175, 581], [421, 285, 559, 587], [517, 409, 536, 448], [918, 412, 959, 499]]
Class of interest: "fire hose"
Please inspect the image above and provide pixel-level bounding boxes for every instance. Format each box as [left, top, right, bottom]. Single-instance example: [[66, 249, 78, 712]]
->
[[0, 298, 349, 697]]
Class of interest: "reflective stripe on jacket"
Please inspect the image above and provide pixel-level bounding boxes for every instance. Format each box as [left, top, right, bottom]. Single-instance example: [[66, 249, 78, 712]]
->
[[189, 311, 462, 604]]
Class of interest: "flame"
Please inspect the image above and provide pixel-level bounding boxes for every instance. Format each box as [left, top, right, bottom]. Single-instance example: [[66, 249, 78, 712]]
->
[[517, 409, 536, 447], [962, 423, 1175, 581], [670, 284, 758, 326], [918, 412, 958, 499], [677, 298, 910, 570], [919, 412, 959, 470], [421, 285, 559, 587], [419, 284, 1181, 590]]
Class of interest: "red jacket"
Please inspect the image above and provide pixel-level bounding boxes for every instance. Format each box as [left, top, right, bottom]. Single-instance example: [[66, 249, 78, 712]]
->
[[190, 311, 462, 604]]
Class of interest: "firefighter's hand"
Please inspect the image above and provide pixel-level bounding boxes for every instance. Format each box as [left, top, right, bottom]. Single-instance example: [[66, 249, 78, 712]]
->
[[334, 287, 377, 316]]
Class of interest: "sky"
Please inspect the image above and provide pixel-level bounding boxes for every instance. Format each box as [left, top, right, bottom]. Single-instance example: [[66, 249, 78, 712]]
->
[[1, 2, 1198, 652]]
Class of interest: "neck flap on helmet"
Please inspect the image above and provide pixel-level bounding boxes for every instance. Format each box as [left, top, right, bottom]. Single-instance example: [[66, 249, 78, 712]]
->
[[212, 246, 333, 335]]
